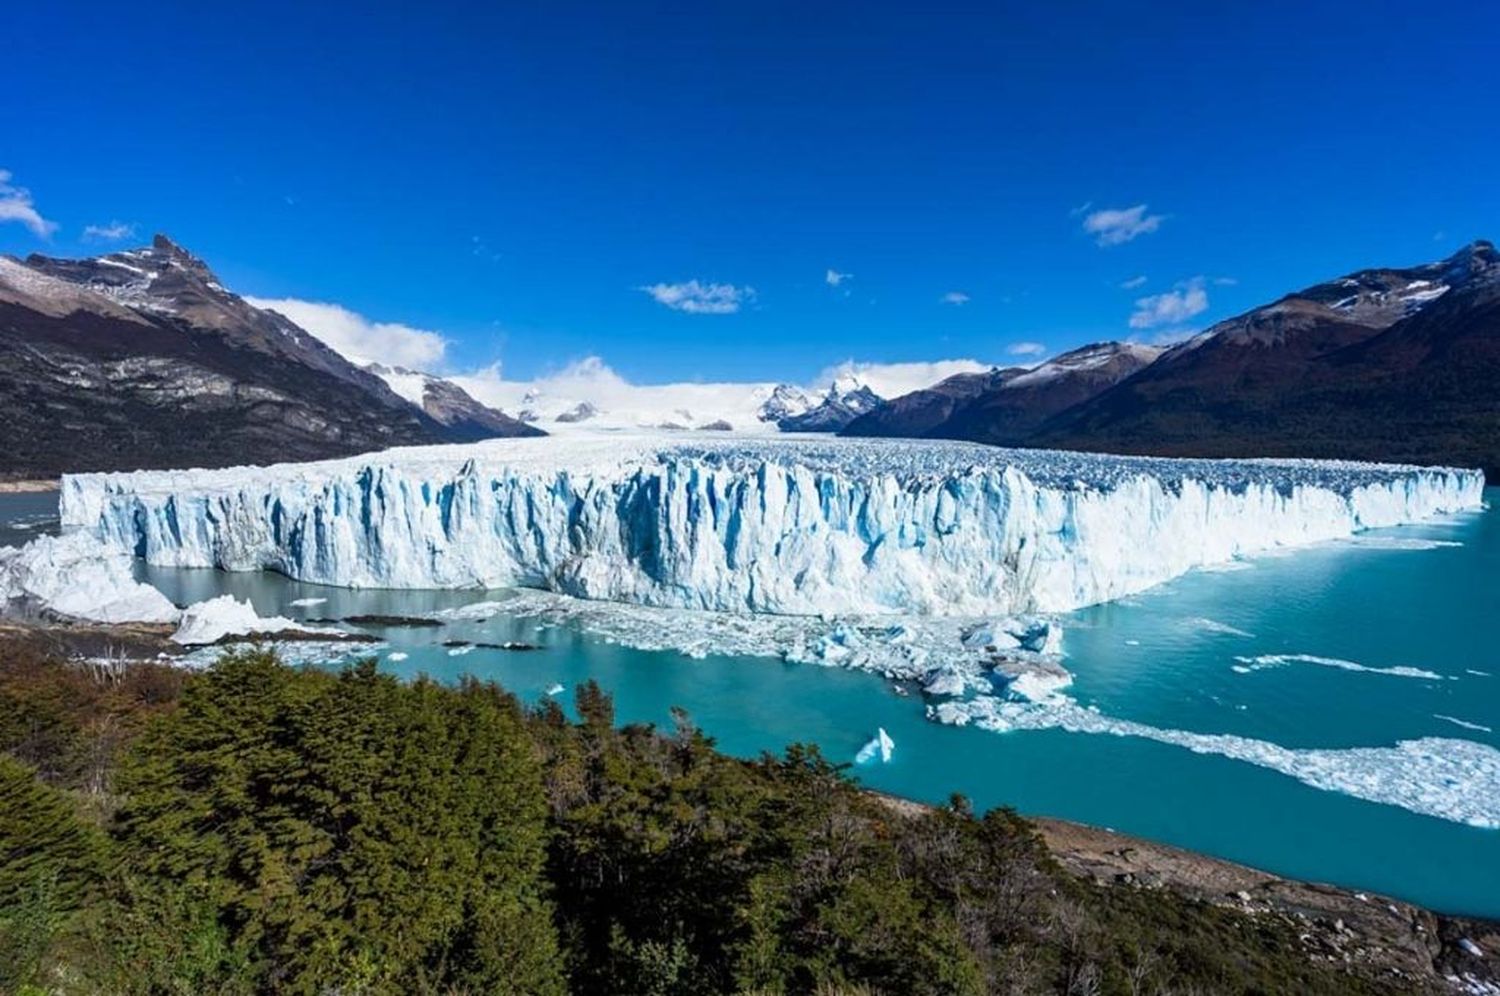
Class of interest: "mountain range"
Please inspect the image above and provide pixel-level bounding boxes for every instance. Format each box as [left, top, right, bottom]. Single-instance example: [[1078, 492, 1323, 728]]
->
[[1, 237, 1494, 478], [846, 240, 1499, 476], [0, 235, 536, 478]]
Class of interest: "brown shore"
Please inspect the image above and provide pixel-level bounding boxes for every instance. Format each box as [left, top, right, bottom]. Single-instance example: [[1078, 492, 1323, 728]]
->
[[874, 791, 1497, 992], [0, 477, 61, 493]]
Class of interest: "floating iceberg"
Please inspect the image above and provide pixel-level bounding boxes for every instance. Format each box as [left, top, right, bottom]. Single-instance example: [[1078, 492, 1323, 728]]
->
[[58, 434, 1484, 617], [172, 594, 336, 646], [855, 727, 895, 765]]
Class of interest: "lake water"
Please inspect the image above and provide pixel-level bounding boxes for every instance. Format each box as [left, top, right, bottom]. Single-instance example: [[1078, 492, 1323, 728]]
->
[[4, 489, 1497, 916]]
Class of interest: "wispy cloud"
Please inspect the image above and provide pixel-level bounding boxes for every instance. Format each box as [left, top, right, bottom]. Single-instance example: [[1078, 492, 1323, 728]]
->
[[1083, 204, 1164, 247], [639, 280, 754, 315], [1129, 277, 1208, 330], [470, 234, 502, 263], [825, 268, 852, 287], [82, 221, 136, 243], [0, 169, 58, 239], [1007, 341, 1047, 357], [1119, 275, 1148, 290], [940, 291, 970, 306], [244, 296, 449, 369], [1211, 276, 1238, 286]]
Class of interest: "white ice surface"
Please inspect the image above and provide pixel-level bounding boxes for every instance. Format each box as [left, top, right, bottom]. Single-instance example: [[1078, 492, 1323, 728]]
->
[[0, 531, 179, 624], [59, 434, 1484, 618]]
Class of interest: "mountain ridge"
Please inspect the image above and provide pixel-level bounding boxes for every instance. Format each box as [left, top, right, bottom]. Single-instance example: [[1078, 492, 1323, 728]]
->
[[0, 235, 539, 478], [846, 241, 1498, 475]]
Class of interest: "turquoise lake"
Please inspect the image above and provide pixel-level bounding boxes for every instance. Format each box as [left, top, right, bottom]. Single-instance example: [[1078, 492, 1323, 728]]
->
[[4, 489, 1497, 916]]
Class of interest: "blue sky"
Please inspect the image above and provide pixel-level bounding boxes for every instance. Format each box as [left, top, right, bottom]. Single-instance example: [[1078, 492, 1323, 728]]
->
[[3, 1, 1497, 386]]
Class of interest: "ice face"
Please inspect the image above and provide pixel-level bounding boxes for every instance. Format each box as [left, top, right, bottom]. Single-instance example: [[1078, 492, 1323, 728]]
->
[[59, 434, 1484, 618]]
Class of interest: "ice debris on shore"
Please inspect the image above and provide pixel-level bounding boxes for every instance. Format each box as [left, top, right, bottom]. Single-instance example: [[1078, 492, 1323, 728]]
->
[[0, 531, 178, 624]]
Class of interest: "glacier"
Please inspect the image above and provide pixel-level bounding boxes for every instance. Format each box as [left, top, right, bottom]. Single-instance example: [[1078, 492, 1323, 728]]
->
[[59, 434, 1483, 617]]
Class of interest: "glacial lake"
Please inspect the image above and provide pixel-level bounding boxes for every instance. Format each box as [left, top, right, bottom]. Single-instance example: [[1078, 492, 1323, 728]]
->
[[4, 489, 1497, 917]]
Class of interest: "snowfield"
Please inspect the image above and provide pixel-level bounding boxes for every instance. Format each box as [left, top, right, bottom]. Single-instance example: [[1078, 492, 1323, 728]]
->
[[59, 434, 1484, 617]]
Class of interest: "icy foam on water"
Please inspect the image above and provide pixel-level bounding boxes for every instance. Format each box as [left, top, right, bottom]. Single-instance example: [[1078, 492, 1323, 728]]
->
[[1232, 653, 1449, 681], [1337, 536, 1464, 552], [1435, 714, 1494, 734], [931, 696, 1500, 829], [1185, 617, 1254, 638]]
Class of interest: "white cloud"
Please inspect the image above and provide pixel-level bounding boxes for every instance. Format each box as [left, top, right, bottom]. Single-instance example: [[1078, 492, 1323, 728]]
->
[[0, 169, 58, 239], [1212, 276, 1238, 286], [940, 291, 970, 305], [454, 357, 782, 431], [1007, 341, 1047, 357], [1083, 204, 1164, 247], [244, 296, 449, 369], [449, 355, 994, 431], [639, 280, 754, 314], [1128, 278, 1208, 330], [82, 221, 136, 243], [812, 358, 989, 398], [1119, 275, 1148, 290], [825, 268, 852, 287]]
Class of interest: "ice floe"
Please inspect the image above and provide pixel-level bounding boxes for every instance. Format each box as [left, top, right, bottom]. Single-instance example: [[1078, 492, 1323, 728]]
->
[[855, 728, 895, 765]]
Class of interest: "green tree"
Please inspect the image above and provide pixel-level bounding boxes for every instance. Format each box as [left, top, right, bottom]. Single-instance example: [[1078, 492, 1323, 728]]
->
[[0, 754, 108, 991]]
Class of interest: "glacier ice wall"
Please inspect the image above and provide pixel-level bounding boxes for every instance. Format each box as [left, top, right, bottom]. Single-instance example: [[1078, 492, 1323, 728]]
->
[[58, 435, 1485, 617]]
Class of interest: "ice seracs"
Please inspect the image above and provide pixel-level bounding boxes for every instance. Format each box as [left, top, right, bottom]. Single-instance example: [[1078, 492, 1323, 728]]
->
[[60, 434, 1485, 619]]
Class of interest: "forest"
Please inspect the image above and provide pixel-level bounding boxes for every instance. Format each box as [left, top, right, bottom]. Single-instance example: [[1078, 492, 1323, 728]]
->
[[0, 638, 1406, 995]]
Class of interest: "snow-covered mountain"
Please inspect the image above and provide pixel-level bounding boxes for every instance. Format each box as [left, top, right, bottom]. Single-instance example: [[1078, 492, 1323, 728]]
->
[[0, 235, 542, 478], [62, 434, 1482, 616], [757, 376, 885, 432], [1035, 240, 1500, 474], [365, 363, 540, 441], [843, 341, 1161, 442], [453, 360, 789, 434]]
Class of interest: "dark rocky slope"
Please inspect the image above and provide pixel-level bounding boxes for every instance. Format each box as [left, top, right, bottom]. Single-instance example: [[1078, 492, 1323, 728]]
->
[[0, 236, 538, 478], [1033, 240, 1500, 474]]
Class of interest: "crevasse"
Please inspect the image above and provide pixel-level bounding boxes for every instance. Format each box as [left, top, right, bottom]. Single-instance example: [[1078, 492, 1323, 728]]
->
[[58, 435, 1485, 616]]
